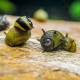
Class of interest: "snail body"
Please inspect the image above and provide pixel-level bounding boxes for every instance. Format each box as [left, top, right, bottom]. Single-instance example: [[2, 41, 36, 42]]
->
[[0, 16, 9, 30], [40, 29, 64, 52], [5, 16, 33, 46], [62, 33, 76, 52]]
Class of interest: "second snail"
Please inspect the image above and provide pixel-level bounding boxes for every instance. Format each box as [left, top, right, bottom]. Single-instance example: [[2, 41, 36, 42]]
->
[[39, 29, 76, 52]]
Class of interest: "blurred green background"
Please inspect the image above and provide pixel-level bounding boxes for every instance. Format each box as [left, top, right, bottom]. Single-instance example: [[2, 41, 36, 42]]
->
[[0, 0, 80, 21]]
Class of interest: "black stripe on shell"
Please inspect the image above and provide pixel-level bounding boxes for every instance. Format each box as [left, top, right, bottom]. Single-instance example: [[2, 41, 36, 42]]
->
[[16, 18, 30, 31]]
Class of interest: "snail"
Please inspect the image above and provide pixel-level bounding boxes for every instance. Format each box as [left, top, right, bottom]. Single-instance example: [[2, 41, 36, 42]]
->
[[5, 16, 33, 46], [0, 16, 9, 30], [62, 33, 76, 52], [33, 9, 48, 22], [39, 29, 65, 52]]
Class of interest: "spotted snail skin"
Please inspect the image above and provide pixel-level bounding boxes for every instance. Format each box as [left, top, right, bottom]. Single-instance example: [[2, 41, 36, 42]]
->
[[62, 33, 76, 52], [40, 29, 65, 52], [5, 16, 33, 46]]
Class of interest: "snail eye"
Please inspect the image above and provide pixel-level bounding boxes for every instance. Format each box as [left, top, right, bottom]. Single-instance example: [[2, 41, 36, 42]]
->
[[44, 39, 51, 46]]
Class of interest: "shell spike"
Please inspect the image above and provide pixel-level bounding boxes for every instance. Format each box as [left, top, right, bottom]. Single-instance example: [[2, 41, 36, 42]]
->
[[42, 29, 46, 34], [65, 33, 68, 37], [37, 39, 40, 41]]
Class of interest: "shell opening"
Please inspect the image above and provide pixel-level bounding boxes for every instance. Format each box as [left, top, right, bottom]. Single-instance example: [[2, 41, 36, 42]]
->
[[44, 39, 52, 46]]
